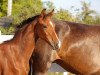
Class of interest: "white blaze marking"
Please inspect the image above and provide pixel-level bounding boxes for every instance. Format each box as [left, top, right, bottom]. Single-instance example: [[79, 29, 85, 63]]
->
[[58, 39, 61, 48], [49, 21, 54, 27], [49, 21, 61, 48]]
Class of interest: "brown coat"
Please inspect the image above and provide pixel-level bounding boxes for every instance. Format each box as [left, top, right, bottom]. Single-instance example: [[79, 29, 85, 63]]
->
[[30, 19, 100, 75]]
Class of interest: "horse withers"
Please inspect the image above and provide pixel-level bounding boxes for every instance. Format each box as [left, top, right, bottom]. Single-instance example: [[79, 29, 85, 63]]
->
[[0, 9, 60, 75]]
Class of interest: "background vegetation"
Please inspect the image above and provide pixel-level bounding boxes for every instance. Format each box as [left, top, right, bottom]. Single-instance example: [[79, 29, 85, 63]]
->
[[0, 0, 100, 74], [0, 0, 100, 34]]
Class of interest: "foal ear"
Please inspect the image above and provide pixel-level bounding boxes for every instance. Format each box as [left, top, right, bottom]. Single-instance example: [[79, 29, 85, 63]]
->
[[40, 9, 46, 17], [47, 9, 54, 18]]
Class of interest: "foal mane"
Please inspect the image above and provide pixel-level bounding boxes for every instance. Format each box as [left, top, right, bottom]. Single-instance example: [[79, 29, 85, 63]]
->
[[16, 15, 39, 29], [8, 15, 40, 42]]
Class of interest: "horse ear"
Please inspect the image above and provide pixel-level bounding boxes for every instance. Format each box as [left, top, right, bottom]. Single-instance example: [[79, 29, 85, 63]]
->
[[40, 9, 46, 17], [47, 9, 54, 18]]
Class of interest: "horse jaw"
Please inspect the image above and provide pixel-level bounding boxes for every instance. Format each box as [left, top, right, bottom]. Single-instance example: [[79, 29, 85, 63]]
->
[[50, 50, 61, 62]]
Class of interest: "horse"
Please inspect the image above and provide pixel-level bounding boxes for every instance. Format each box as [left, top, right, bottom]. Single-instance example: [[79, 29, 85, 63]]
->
[[29, 19, 100, 75], [0, 9, 60, 75], [55, 21, 100, 75], [29, 19, 69, 75]]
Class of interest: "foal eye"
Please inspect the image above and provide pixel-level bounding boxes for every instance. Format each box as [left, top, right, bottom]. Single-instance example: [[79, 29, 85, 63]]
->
[[43, 25, 47, 29]]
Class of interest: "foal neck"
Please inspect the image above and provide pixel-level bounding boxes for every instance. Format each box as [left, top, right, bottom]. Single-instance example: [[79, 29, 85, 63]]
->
[[13, 20, 38, 62]]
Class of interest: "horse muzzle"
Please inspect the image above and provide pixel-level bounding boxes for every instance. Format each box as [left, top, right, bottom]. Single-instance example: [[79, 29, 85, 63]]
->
[[51, 41, 61, 50]]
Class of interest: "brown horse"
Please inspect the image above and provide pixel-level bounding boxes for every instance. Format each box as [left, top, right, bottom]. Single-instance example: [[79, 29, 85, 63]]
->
[[29, 20, 100, 75], [0, 9, 60, 75], [55, 21, 100, 75], [29, 19, 69, 75]]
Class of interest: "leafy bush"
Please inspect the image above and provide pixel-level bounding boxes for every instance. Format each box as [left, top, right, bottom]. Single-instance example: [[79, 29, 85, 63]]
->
[[0, 0, 100, 34], [0, 26, 14, 35], [12, 0, 43, 25], [0, 0, 7, 17], [54, 9, 76, 22]]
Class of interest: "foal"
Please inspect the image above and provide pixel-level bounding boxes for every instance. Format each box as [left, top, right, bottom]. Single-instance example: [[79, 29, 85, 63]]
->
[[29, 19, 68, 75], [0, 9, 60, 75]]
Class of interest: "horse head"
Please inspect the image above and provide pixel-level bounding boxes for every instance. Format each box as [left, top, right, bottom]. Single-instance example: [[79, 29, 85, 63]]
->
[[35, 9, 60, 50]]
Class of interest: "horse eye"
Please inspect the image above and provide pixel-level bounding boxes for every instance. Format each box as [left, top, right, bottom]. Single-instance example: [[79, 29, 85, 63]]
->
[[43, 25, 47, 29]]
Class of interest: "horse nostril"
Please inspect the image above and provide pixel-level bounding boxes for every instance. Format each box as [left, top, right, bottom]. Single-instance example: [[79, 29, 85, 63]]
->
[[56, 43, 58, 47], [51, 42, 60, 50], [54, 42, 59, 49]]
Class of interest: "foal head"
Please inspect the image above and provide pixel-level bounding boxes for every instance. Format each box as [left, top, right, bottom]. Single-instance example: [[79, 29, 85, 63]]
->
[[35, 9, 60, 50]]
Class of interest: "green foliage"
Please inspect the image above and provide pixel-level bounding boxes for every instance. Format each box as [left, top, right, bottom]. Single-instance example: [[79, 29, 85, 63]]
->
[[0, 1, 100, 34], [0, 26, 14, 35], [0, 0, 43, 34], [54, 9, 76, 22], [43, 1, 76, 22], [0, 0, 7, 17], [76, 1, 99, 24], [93, 15, 100, 24], [12, 0, 43, 25]]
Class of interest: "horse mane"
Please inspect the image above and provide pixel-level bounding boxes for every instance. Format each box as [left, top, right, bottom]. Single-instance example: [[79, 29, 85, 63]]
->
[[16, 15, 39, 29], [7, 15, 40, 42]]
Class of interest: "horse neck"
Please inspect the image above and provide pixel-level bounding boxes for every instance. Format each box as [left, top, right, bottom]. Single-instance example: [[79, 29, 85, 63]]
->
[[55, 24, 70, 42], [13, 21, 37, 62]]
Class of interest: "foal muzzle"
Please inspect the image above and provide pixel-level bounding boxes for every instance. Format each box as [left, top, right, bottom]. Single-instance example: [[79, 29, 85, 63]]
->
[[51, 41, 61, 50]]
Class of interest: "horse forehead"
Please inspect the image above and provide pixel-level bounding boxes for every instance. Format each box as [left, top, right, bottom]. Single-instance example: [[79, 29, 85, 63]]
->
[[49, 21, 54, 27]]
